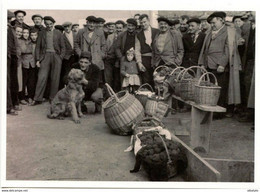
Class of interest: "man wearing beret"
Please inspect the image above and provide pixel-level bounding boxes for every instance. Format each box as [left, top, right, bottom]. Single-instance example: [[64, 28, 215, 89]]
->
[[135, 14, 159, 86], [54, 25, 64, 33], [104, 21, 121, 95], [11, 10, 30, 29], [115, 18, 137, 63], [31, 14, 45, 32], [71, 52, 103, 114], [59, 21, 78, 89], [115, 18, 137, 90], [152, 17, 184, 68], [31, 16, 66, 105], [182, 18, 206, 69], [74, 15, 106, 71], [72, 24, 80, 35], [198, 11, 242, 118], [170, 19, 181, 35], [96, 17, 106, 30]]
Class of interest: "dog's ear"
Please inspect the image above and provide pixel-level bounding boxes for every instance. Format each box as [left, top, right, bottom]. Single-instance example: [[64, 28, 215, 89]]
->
[[67, 69, 76, 81]]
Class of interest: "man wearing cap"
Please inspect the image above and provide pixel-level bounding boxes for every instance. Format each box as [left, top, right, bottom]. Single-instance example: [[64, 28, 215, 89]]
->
[[72, 24, 80, 35], [182, 17, 206, 69], [152, 17, 184, 68], [54, 25, 64, 33], [71, 52, 103, 114], [170, 19, 181, 34], [74, 15, 106, 71], [115, 18, 137, 62], [198, 11, 242, 117], [31, 14, 45, 32], [135, 14, 159, 86], [103, 21, 121, 94], [11, 10, 30, 29], [105, 22, 116, 38], [59, 21, 78, 89], [96, 17, 106, 30], [31, 16, 66, 105]]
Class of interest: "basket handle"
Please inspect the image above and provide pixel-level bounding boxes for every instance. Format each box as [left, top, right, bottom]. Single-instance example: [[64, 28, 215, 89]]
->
[[176, 69, 186, 82], [137, 83, 154, 92], [156, 132, 172, 163], [154, 65, 169, 73], [180, 67, 196, 81], [169, 66, 185, 76], [105, 83, 119, 102], [198, 72, 219, 86]]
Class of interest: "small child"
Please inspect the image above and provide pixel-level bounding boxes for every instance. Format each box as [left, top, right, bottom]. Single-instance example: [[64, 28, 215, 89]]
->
[[120, 48, 141, 94], [19, 27, 37, 105]]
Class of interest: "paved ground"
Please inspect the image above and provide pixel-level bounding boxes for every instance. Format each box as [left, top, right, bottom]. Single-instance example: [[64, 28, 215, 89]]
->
[[6, 101, 254, 181]]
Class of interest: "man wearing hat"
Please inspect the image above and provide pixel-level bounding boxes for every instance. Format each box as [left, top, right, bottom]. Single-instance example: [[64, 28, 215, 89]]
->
[[114, 18, 137, 91], [31, 16, 66, 105], [72, 24, 80, 35], [59, 21, 78, 89], [105, 22, 116, 38], [152, 16, 184, 68], [198, 11, 242, 118], [115, 18, 137, 62], [74, 15, 106, 71], [11, 10, 30, 29], [71, 52, 103, 114], [54, 25, 64, 33], [103, 21, 121, 95], [182, 17, 206, 69], [135, 14, 159, 86], [31, 14, 45, 32], [96, 17, 106, 30], [170, 19, 181, 34]]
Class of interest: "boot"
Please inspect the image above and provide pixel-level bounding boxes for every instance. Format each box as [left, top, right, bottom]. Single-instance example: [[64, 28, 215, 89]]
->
[[95, 103, 102, 114]]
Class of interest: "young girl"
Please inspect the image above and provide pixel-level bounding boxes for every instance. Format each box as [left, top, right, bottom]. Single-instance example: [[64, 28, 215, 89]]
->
[[19, 27, 37, 105], [120, 48, 141, 94]]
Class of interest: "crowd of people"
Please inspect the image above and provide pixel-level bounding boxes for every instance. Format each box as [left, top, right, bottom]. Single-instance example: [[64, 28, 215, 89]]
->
[[7, 10, 255, 125]]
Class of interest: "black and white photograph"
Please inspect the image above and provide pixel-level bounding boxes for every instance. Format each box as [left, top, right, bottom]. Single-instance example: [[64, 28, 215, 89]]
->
[[0, 0, 259, 191]]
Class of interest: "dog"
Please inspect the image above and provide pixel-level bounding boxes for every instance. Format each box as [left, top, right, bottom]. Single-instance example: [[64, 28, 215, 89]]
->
[[47, 69, 88, 123]]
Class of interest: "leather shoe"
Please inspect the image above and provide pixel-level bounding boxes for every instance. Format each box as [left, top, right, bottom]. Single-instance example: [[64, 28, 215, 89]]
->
[[29, 100, 42, 106]]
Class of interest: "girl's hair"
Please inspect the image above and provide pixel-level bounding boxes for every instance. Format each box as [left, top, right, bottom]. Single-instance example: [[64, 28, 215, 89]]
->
[[126, 47, 135, 55]]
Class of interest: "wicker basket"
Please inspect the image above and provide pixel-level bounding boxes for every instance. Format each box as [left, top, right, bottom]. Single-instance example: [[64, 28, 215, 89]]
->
[[179, 66, 207, 101], [132, 117, 165, 135], [194, 72, 221, 106], [103, 83, 145, 136], [145, 89, 169, 120], [135, 83, 154, 108], [165, 66, 185, 92]]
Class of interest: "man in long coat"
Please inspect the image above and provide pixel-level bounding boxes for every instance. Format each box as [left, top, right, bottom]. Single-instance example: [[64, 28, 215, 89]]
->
[[198, 12, 241, 117]]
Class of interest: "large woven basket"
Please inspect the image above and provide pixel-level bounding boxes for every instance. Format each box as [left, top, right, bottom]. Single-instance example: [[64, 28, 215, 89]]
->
[[179, 66, 207, 101], [135, 83, 154, 108], [194, 72, 221, 106], [103, 83, 145, 136], [145, 89, 169, 120]]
